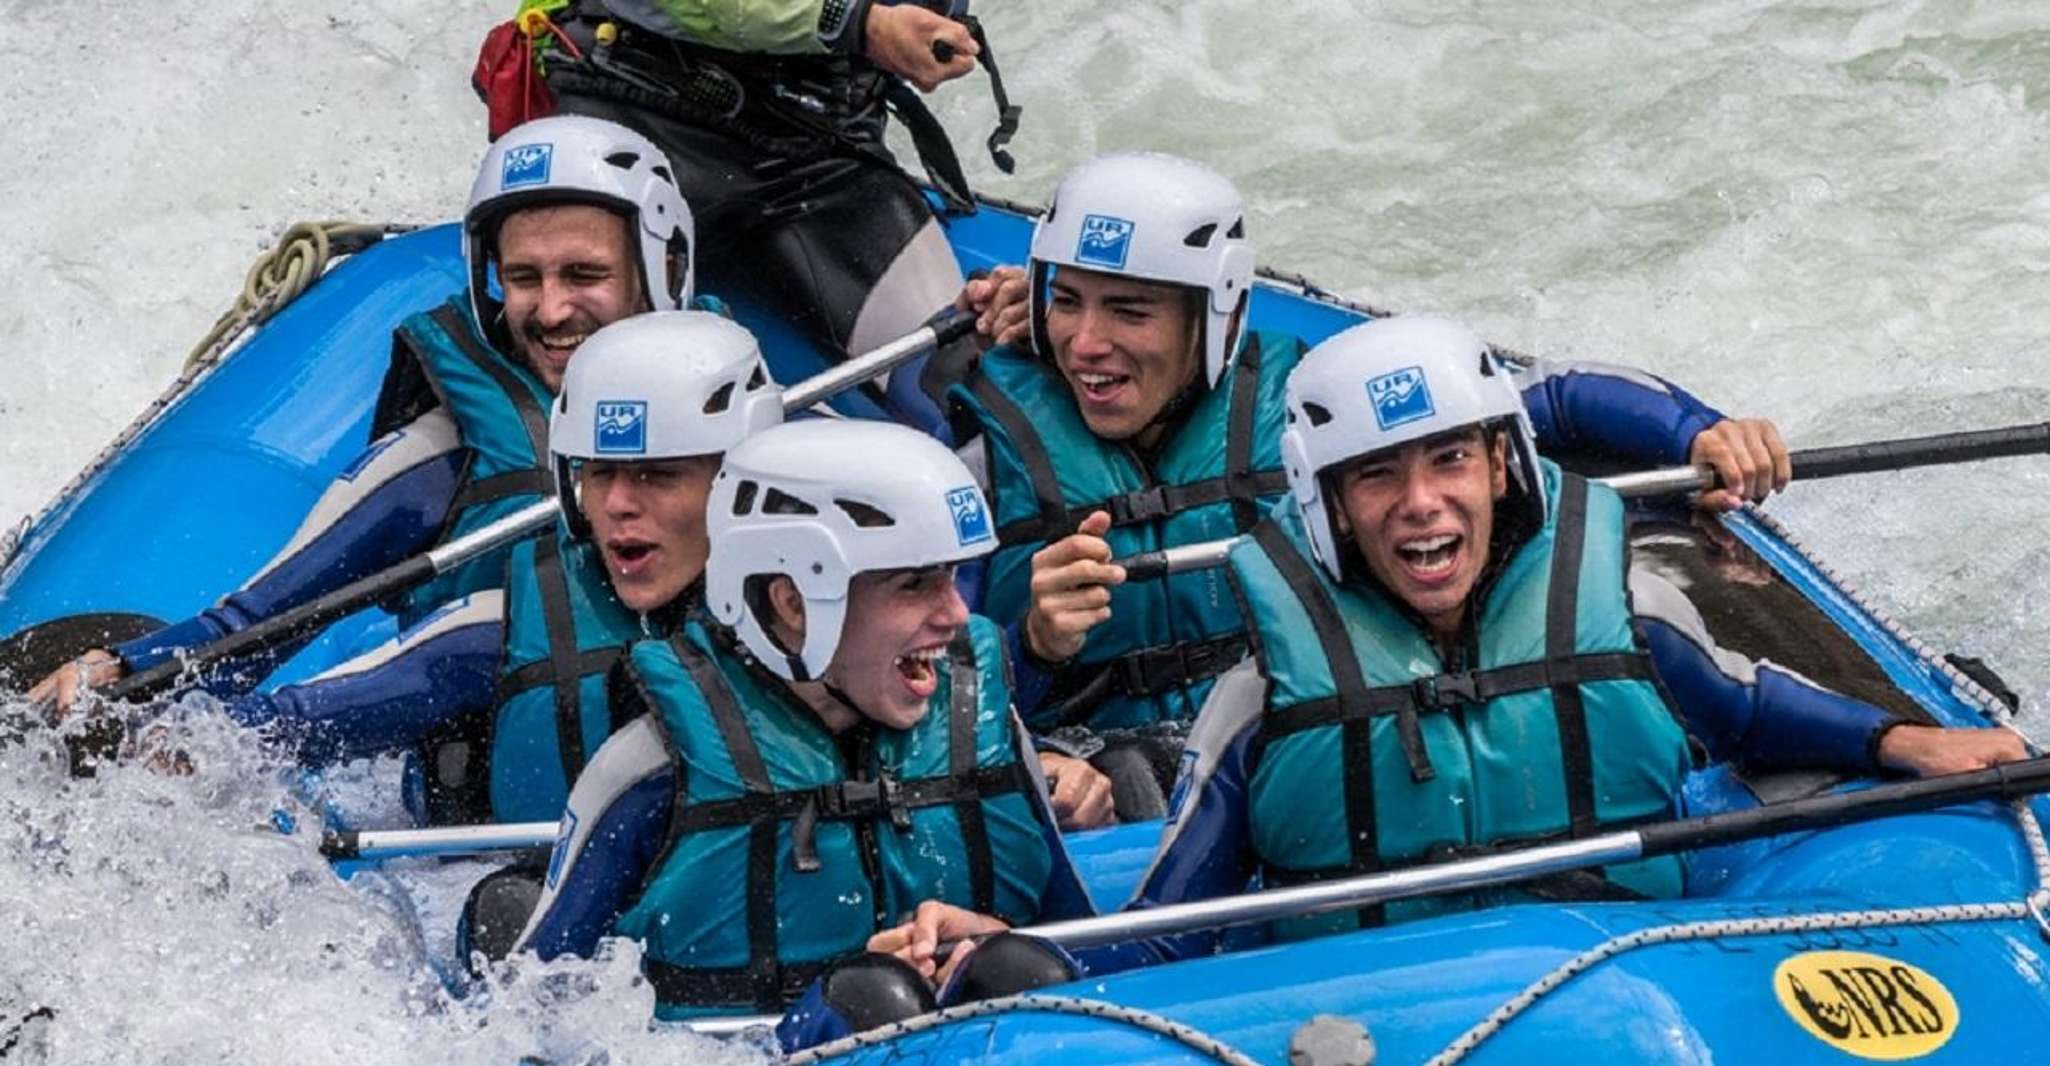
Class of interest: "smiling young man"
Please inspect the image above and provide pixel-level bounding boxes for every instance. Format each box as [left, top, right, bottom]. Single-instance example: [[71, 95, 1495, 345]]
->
[[515, 420, 1094, 1020], [942, 152, 1793, 822], [31, 116, 694, 728]]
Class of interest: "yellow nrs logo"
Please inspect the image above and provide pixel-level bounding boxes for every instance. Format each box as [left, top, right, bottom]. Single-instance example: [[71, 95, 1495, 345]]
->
[[1773, 950, 1958, 1060]]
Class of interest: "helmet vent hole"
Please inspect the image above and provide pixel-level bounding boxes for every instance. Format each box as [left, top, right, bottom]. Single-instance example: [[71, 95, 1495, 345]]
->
[[703, 382, 736, 415], [1226, 218, 1245, 239], [763, 487, 818, 516], [835, 500, 896, 529], [1182, 223, 1217, 248], [747, 364, 767, 389], [732, 479, 759, 516], [1303, 402, 1334, 427], [604, 151, 641, 170], [652, 164, 674, 184], [1478, 352, 1499, 376]]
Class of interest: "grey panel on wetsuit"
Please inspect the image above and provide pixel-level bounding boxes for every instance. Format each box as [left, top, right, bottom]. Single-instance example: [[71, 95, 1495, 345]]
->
[[1626, 509, 1930, 803]]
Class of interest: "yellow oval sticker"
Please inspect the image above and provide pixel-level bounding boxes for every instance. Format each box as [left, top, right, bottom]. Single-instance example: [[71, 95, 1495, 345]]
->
[[1773, 950, 1958, 1060]]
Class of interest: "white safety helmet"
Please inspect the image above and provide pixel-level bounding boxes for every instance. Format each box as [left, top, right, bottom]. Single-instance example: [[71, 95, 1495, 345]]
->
[[1026, 152, 1256, 389], [705, 420, 997, 682], [550, 311, 783, 540], [1280, 316, 1544, 582], [466, 116, 696, 348]]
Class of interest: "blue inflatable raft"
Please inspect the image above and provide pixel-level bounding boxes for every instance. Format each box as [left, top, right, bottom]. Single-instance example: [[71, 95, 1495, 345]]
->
[[1, 196, 2043, 1065]]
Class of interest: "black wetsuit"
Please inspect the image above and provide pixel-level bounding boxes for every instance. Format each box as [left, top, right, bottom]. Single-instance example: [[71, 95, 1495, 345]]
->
[[536, 1, 978, 428]]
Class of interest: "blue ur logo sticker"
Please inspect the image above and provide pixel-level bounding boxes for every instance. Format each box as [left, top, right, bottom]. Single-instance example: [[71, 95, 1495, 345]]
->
[[1075, 214, 1134, 269], [1367, 366, 1435, 431], [947, 486, 993, 546], [595, 400, 648, 455], [502, 143, 552, 189]]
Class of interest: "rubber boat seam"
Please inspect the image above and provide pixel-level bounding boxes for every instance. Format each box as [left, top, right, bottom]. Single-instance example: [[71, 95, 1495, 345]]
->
[[0, 221, 414, 572], [1738, 502, 2020, 725], [1425, 798, 2050, 1066], [781, 993, 1263, 1066]]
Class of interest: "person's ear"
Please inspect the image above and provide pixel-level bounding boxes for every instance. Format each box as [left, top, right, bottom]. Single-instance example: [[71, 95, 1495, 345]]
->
[[1489, 432, 1510, 499], [767, 575, 808, 639]]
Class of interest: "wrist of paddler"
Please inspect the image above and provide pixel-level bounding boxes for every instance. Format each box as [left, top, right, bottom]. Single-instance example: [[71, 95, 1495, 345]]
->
[[1021, 605, 1074, 668]]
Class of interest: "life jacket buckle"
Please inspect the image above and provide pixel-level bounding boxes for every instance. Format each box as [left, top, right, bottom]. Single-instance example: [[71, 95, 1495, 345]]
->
[[1106, 486, 1171, 525], [1412, 671, 1479, 711], [879, 773, 911, 830], [820, 775, 911, 830]]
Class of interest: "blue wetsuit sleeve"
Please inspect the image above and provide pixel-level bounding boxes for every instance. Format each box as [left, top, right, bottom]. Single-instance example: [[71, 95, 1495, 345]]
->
[[1515, 360, 1725, 465], [516, 713, 676, 960], [111, 409, 467, 690], [220, 592, 503, 764], [1631, 563, 1888, 774], [1066, 662, 1268, 976]]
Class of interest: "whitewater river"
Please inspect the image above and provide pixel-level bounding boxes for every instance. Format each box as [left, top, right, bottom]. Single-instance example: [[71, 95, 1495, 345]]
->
[[4, 1, 2049, 1062]]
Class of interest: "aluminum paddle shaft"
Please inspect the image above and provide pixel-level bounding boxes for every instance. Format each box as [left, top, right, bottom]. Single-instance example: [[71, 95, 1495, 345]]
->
[[1012, 756, 2050, 951]]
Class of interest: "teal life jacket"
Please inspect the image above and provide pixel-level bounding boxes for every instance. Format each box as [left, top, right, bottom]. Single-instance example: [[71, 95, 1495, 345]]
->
[[378, 292, 557, 628], [411, 527, 656, 826], [614, 614, 1050, 1017], [947, 330, 1303, 731], [491, 530, 649, 822], [1229, 464, 1692, 941]]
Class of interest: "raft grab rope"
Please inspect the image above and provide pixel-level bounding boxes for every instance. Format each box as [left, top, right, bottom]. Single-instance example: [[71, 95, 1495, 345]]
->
[[784, 993, 1262, 1066], [0, 221, 407, 571], [1424, 795, 2050, 1065]]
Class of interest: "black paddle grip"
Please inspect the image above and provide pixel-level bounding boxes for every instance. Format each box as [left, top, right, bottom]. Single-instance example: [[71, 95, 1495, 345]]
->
[[1639, 755, 2050, 858], [1791, 421, 2050, 481]]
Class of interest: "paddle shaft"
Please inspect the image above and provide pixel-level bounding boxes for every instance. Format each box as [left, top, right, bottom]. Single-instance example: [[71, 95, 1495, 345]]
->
[[1119, 419, 2050, 579], [322, 820, 560, 861], [1010, 756, 2050, 951], [1604, 420, 2050, 497], [89, 311, 975, 705]]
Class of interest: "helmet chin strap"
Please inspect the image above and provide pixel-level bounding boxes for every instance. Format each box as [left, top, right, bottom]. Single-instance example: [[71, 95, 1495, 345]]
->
[[1129, 316, 1213, 447]]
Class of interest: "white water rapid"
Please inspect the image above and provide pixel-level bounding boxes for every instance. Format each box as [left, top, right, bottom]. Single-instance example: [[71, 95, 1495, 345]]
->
[[4, 2, 2049, 1062]]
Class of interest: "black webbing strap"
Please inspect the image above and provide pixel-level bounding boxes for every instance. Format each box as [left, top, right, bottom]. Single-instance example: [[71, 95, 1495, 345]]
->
[[671, 763, 1026, 835], [451, 469, 553, 510], [998, 472, 1291, 545], [1260, 653, 1654, 739], [642, 957, 831, 1013], [670, 635, 786, 1010], [1546, 474, 1600, 838], [1251, 520, 1435, 783], [495, 648, 626, 704], [969, 373, 1072, 545], [426, 304, 551, 468], [945, 633, 997, 915], [881, 78, 976, 216], [1222, 333, 1267, 533], [1046, 631, 1252, 729], [531, 533, 591, 785]]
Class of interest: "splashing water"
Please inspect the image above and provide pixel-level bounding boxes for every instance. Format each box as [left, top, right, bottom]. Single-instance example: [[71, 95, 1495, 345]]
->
[[0, 700, 768, 1063], [5, 1, 2050, 1060]]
